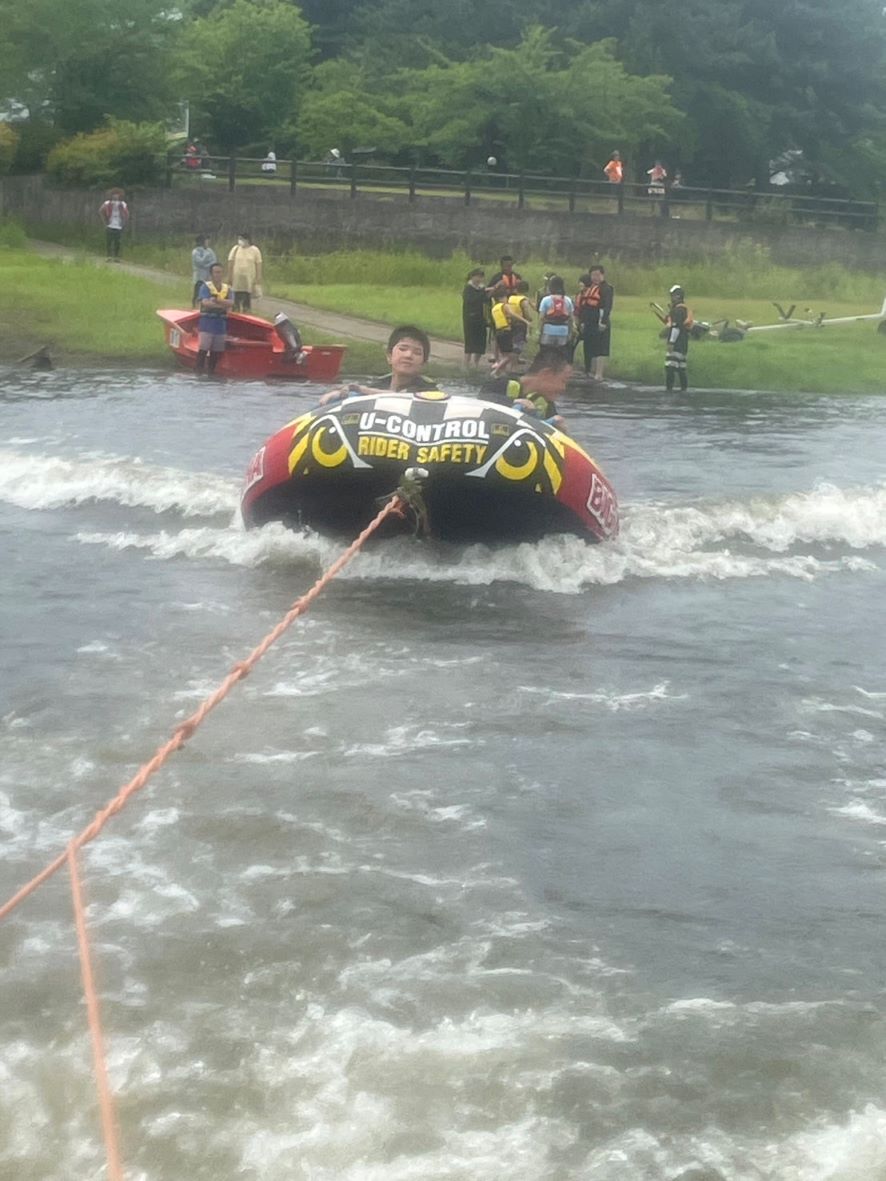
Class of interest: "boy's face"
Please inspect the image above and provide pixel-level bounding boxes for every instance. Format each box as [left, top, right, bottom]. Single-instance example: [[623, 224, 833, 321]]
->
[[388, 337, 426, 376]]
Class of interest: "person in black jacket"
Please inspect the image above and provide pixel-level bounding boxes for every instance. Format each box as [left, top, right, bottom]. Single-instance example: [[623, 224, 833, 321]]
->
[[462, 268, 489, 370]]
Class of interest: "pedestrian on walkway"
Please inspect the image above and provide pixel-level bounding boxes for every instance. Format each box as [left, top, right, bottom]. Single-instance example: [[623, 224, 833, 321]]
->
[[227, 232, 263, 312], [191, 235, 217, 307], [98, 189, 129, 261]]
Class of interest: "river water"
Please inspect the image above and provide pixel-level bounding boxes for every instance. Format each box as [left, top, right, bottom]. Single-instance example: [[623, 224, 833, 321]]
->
[[1, 368, 886, 1181]]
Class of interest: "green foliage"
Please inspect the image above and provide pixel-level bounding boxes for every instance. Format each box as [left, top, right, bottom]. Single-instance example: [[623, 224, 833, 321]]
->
[[0, 0, 180, 135], [0, 218, 27, 248], [175, 0, 312, 152], [0, 123, 18, 175], [45, 120, 166, 188], [8, 120, 62, 174], [297, 62, 410, 158]]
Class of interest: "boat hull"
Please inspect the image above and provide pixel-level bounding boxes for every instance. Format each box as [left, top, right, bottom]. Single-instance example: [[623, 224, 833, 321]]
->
[[241, 391, 619, 544], [156, 309, 346, 381]]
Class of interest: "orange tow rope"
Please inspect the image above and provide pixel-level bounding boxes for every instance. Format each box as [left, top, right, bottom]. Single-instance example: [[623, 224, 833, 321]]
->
[[69, 843, 125, 1181], [0, 492, 406, 1180], [0, 494, 404, 923]]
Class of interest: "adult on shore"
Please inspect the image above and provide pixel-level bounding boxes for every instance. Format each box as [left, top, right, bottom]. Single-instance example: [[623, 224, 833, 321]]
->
[[462, 268, 489, 370], [191, 235, 217, 308], [318, 325, 437, 404], [575, 266, 614, 381], [537, 275, 574, 351], [482, 349, 570, 430], [487, 255, 522, 293], [226, 232, 263, 312], [195, 262, 233, 376], [664, 284, 691, 391], [98, 189, 129, 261], [603, 151, 624, 185]]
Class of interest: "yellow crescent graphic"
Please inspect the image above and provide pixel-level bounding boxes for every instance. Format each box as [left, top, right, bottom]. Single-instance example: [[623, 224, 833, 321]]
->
[[287, 426, 312, 474], [542, 448, 563, 493], [496, 438, 539, 481], [311, 424, 348, 468]]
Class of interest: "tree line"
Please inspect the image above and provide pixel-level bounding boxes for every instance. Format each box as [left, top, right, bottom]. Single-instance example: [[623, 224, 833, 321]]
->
[[1, 0, 885, 195]]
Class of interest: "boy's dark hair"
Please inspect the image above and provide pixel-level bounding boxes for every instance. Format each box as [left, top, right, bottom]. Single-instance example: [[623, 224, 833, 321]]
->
[[579, 272, 593, 285], [515, 279, 530, 294], [386, 324, 431, 361], [591, 264, 606, 275], [527, 349, 572, 375], [467, 267, 485, 280], [195, 234, 207, 246], [547, 274, 566, 295], [500, 255, 514, 266], [491, 283, 508, 299]]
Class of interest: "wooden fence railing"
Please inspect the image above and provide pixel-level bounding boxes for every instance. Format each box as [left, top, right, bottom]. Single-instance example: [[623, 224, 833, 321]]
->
[[165, 154, 879, 232]]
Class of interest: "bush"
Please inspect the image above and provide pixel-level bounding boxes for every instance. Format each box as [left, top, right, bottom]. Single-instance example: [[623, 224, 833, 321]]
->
[[45, 119, 166, 188], [0, 124, 19, 176], [0, 218, 27, 248], [10, 120, 62, 174]]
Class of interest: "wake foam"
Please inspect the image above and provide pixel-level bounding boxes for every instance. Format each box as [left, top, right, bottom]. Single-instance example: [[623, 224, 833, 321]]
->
[[73, 481, 884, 592], [0, 450, 238, 518]]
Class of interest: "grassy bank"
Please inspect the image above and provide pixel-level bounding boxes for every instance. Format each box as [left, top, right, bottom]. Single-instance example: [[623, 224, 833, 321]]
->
[[13, 223, 886, 392], [0, 241, 380, 371]]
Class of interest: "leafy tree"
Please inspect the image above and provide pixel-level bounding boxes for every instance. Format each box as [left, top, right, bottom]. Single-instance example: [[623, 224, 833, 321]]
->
[[175, 0, 312, 152], [401, 29, 682, 175], [0, 0, 180, 135], [296, 61, 410, 159]]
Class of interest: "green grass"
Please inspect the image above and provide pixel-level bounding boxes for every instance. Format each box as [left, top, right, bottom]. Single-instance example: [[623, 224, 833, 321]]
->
[[11, 226, 886, 391], [0, 244, 382, 372]]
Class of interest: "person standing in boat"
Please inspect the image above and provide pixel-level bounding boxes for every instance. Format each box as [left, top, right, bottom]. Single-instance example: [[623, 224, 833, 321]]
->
[[195, 262, 233, 376], [226, 232, 263, 312], [318, 325, 437, 404], [191, 235, 217, 308]]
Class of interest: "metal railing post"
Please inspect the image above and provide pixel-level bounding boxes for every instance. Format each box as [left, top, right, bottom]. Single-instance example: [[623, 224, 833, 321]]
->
[[227, 156, 237, 192], [289, 159, 297, 197], [617, 184, 624, 215], [705, 189, 713, 220], [569, 179, 576, 213], [464, 170, 471, 206], [517, 173, 525, 209], [408, 167, 416, 202], [350, 161, 358, 198]]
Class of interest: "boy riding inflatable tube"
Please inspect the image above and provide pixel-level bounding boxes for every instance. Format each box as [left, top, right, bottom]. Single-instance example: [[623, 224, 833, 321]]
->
[[241, 389, 618, 544]]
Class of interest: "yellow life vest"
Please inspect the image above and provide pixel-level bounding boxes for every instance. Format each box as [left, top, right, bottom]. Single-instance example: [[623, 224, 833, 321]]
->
[[491, 301, 510, 331], [505, 378, 552, 418], [205, 281, 231, 300]]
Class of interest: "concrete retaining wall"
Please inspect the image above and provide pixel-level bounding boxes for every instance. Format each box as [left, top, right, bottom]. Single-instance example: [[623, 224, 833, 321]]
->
[[3, 174, 885, 271]]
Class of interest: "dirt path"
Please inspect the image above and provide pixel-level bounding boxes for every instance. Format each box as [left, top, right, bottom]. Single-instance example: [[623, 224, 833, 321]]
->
[[28, 239, 466, 366]]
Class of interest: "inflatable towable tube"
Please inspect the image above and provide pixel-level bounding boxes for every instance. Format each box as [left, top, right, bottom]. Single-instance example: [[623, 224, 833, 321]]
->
[[240, 390, 619, 544]]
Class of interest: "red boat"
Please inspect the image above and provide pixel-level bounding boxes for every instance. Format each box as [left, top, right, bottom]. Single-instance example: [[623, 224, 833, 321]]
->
[[156, 308, 346, 381]]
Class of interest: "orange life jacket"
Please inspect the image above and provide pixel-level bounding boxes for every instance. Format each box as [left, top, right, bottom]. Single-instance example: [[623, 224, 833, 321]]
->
[[667, 302, 694, 329], [576, 284, 602, 310], [543, 294, 571, 324]]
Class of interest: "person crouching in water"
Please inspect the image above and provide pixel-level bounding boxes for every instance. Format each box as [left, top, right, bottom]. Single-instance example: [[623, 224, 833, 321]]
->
[[195, 263, 233, 375], [664, 284, 692, 391], [490, 283, 529, 377], [482, 348, 570, 431], [318, 325, 437, 405]]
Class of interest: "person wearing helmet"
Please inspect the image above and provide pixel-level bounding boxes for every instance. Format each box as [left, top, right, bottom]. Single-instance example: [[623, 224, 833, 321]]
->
[[664, 284, 693, 391]]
